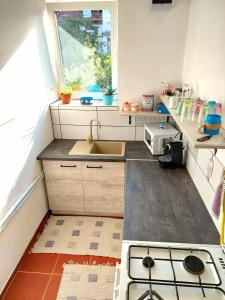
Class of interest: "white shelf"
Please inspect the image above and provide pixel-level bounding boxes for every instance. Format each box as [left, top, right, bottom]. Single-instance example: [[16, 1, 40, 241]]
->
[[119, 110, 170, 117], [160, 95, 225, 149]]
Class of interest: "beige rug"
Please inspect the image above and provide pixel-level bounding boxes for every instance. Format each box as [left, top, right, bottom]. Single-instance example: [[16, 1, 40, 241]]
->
[[32, 216, 123, 258], [57, 264, 116, 300]]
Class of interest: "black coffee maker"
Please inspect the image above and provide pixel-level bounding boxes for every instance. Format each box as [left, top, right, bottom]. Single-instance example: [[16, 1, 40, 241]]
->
[[159, 140, 184, 168]]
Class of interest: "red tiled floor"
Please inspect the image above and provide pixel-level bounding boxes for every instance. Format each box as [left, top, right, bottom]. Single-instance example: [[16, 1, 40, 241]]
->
[[90, 256, 120, 266], [1, 213, 123, 300], [26, 217, 49, 253], [2, 272, 50, 300], [43, 274, 62, 300], [19, 253, 59, 273], [53, 254, 92, 274]]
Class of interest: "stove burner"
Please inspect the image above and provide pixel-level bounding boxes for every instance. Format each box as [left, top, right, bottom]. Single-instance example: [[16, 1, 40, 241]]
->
[[183, 255, 205, 275], [142, 256, 155, 268]]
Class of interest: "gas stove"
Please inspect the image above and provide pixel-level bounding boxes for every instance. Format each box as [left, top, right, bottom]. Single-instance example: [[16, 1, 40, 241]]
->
[[115, 241, 225, 300]]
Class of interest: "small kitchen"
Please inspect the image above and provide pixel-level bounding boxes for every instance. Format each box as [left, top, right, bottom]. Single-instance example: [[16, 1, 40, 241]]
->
[[0, 0, 225, 300]]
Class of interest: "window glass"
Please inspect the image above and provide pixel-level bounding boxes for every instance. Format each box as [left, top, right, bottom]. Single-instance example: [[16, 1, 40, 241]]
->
[[55, 10, 112, 94]]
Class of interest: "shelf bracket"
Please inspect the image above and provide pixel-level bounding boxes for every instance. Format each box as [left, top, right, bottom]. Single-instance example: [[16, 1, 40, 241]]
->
[[180, 132, 183, 141], [129, 115, 131, 125]]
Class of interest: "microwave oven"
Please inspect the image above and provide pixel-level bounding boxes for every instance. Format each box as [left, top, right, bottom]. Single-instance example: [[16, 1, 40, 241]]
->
[[144, 123, 179, 155]]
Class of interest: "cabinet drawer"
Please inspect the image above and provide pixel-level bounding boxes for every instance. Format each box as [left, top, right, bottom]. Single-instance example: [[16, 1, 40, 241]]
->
[[82, 161, 125, 182], [43, 160, 82, 181]]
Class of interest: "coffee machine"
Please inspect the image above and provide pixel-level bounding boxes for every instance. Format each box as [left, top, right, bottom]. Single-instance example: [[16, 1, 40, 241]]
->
[[159, 140, 186, 168]]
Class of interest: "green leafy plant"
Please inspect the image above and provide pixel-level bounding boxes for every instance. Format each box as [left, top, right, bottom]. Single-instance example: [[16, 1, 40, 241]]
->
[[104, 86, 116, 96], [59, 14, 112, 91], [59, 86, 73, 95]]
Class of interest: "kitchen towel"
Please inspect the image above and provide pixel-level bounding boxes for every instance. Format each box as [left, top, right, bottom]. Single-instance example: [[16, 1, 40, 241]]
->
[[212, 183, 223, 218], [32, 215, 123, 258], [57, 263, 116, 300]]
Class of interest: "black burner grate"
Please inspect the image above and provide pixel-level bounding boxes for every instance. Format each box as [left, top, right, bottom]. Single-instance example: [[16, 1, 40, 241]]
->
[[127, 281, 225, 300], [127, 245, 223, 300], [128, 245, 221, 286]]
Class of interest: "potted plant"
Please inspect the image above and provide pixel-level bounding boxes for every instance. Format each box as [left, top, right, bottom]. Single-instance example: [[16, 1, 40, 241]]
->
[[70, 76, 82, 92], [103, 86, 117, 105], [59, 86, 73, 104]]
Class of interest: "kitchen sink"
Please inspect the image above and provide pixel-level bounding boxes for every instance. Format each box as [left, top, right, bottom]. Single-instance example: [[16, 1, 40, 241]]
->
[[69, 141, 126, 157]]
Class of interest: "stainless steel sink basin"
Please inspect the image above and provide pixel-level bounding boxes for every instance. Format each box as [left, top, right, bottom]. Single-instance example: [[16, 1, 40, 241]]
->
[[69, 141, 126, 157]]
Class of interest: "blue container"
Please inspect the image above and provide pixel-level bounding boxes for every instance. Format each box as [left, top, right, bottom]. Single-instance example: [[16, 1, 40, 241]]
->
[[88, 85, 101, 92], [204, 114, 221, 135], [80, 97, 93, 105], [157, 103, 170, 114], [103, 95, 114, 105]]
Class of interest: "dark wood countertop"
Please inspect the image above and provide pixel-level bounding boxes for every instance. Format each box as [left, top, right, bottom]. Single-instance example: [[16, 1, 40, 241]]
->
[[124, 160, 220, 244], [38, 139, 219, 244], [37, 139, 155, 162]]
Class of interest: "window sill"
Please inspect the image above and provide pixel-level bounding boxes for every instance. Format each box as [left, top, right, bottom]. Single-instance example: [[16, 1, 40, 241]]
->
[[50, 99, 119, 108]]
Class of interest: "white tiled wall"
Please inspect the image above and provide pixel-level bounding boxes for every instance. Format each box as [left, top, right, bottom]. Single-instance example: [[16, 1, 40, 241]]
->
[[61, 125, 98, 140], [97, 110, 135, 126], [98, 126, 135, 141], [59, 109, 97, 125], [50, 100, 169, 141], [186, 145, 224, 231], [50, 103, 156, 140]]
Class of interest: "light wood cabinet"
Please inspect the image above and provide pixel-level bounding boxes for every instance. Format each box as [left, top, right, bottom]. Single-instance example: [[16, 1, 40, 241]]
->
[[43, 160, 84, 214], [43, 160, 125, 216], [82, 162, 125, 216]]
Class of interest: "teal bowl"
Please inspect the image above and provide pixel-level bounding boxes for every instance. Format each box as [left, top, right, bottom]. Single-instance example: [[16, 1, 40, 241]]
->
[[103, 95, 114, 105]]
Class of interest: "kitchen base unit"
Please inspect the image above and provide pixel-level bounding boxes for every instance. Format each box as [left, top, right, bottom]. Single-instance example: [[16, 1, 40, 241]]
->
[[43, 160, 125, 217]]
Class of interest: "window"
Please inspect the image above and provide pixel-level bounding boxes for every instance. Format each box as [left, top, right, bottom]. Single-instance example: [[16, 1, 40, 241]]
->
[[47, 2, 117, 99]]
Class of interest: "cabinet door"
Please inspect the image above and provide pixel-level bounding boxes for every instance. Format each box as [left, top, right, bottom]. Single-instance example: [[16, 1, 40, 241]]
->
[[43, 160, 84, 214], [82, 161, 125, 216]]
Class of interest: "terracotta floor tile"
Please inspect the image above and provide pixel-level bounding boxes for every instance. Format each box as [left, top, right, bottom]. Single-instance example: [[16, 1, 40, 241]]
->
[[43, 274, 62, 300], [53, 254, 92, 274], [19, 253, 59, 273], [90, 256, 121, 266], [2, 272, 50, 300]]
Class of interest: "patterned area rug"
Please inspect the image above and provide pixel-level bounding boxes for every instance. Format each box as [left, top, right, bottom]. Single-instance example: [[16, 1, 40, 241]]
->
[[32, 216, 123, 258], [57, 264, 116, 300]]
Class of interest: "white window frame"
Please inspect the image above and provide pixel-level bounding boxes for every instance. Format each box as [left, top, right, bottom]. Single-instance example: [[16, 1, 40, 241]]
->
[[46, 1, 118, 99]]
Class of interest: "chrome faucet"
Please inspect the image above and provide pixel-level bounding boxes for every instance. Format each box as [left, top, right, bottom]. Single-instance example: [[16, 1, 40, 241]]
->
[[87, 119, 101, 144]]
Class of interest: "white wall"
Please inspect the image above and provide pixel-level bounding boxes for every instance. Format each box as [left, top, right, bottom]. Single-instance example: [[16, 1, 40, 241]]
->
[[183, 0, 225, 231], [118, 0, 190, 104], [182, 0, 225, 165], [0, 0, 56, 293]]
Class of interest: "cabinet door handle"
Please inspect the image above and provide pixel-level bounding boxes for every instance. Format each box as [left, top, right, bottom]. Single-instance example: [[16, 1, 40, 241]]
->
[[86, 165, 102, 169], [60, 164, 77, 168]]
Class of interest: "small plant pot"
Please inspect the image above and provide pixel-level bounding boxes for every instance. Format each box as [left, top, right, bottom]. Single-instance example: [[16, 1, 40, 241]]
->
[[103, 95, 114, 105], [60, 93, 72, 104]]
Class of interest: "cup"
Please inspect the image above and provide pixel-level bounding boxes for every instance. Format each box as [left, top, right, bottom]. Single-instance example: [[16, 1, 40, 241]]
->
[[198, 103, 210, 127], [214, 103, 222, 115], [181, 101, 189, 122], [176, 100, 184, 116]]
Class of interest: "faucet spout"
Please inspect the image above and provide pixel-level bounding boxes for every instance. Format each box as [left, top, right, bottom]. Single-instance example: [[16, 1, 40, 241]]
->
[[87, 119, 101, 144]]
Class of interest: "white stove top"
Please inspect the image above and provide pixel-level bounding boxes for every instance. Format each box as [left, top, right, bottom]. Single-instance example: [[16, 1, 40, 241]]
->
[[117, 240, 225, 300]]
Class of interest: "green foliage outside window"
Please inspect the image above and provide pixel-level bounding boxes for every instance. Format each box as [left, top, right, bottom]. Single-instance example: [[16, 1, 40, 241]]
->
[[58, 14, 112, 91]]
